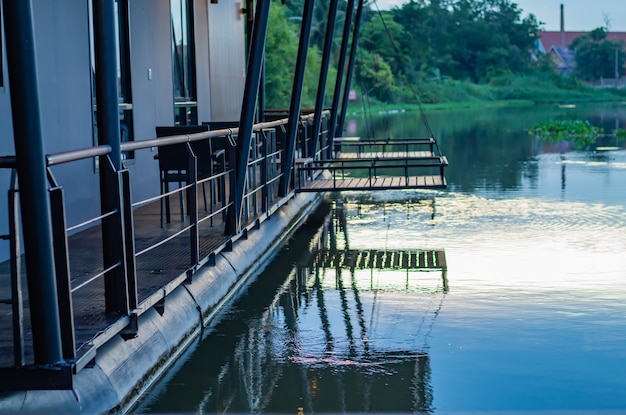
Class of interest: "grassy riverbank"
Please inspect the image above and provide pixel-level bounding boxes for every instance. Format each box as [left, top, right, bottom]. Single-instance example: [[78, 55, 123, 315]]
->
[[347, 74, 626, 114]]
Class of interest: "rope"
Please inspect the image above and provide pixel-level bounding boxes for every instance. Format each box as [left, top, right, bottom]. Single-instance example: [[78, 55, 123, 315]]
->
[[371, 0, 435, 139], [358, 46, 376, 139]]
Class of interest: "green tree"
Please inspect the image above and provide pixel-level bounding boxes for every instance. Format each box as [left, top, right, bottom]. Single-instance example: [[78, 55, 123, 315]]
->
[[355, 49, 397, 102], [571, 28, 626, 80], [264, 2, 328, 109]]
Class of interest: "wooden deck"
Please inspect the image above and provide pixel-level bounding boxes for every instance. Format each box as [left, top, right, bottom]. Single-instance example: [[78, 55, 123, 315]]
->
[[297, 175, 446, 192], [336, 151, 435, 160]]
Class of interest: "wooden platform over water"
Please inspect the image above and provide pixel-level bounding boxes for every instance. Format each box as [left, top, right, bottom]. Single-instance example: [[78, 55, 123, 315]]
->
[[296, 136, 449, 193], [298, 175, 447, 192]]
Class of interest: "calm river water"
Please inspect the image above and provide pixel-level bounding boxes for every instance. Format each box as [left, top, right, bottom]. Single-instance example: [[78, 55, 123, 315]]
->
[[137, 103, 626, 413]]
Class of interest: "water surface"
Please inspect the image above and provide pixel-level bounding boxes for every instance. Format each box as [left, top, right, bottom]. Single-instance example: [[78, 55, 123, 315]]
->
[[137, 103, 626, 413]]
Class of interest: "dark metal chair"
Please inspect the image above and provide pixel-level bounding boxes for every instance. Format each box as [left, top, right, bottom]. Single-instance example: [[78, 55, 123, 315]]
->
[[155, 125, 212, 226]]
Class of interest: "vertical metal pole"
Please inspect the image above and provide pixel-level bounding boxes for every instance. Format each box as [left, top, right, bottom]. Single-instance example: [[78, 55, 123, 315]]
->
[[8, 175, 24, 367], [103, 159, 130, 315], [120, 170, 137, 310], [328, 0, 355, 156], [94, 0, 128, 315], [338, 0, 364, 137], [2, 0, 63, 365], [279, 0, 315, 197], [49, 186, 76, 360], [229, 0, 270, 235], [94, 0, 122, 169], [309, 0, 339, 159]]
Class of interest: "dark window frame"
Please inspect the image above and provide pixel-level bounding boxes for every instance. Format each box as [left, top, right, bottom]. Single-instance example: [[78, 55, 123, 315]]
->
[[171, 0, 197, 125]]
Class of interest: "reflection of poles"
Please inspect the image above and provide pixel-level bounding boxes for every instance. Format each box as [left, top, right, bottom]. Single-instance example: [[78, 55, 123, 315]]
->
[[337, 268, 356, 356], [561, 155, 566, 192], [315, 266, 334, 354], [350, 269, 369, 354]]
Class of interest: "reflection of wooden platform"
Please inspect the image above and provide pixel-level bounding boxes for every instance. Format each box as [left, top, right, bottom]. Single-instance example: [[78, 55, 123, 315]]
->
[[314, 249, 447, 271], [298, 175, 446, 192]]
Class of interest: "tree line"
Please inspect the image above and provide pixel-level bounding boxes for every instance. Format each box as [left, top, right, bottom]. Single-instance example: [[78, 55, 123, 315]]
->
[[264, 0, 626, 108]]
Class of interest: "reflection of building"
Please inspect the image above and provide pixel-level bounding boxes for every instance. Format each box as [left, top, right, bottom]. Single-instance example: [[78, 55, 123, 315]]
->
[[140, 203, 445, 413]]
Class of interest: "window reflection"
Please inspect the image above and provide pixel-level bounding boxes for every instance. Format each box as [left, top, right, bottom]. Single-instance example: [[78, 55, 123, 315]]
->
[[171, 0, 197, 125]]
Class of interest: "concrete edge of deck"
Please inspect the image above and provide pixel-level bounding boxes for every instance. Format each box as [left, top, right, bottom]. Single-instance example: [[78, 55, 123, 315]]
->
[[0, 192, 323, 415]]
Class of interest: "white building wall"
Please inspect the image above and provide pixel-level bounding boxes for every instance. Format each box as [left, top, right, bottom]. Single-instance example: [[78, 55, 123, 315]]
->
[[208, 0, 246, 122]]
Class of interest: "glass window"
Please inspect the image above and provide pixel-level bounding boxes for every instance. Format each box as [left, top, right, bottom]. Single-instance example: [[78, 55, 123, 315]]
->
[[171, 0, 197, 125], [88, 0, 134, 162]]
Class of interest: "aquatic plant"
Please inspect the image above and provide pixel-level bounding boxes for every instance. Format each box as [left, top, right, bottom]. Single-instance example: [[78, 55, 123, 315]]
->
[[528, 120, 603, 149]]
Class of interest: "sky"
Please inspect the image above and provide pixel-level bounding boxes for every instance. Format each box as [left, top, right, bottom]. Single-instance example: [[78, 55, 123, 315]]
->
[[375, 0, 626, 32]]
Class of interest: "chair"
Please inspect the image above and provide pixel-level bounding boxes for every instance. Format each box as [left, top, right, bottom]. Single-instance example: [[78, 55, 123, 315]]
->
[[155, 125, 212, 226]]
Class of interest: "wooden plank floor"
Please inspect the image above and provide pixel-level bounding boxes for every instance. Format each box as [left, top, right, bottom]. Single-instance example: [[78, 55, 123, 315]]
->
[[0, 183, 278, 368], [297, 175, 446, 192], [336, 151, 435, 160]]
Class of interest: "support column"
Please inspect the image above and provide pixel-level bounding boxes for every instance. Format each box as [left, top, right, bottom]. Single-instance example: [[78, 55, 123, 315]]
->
[[328, 0, 355, 154], [228, 0, 271, 235], [2, 0, 63, 364], [94, 0, 128, 315], [94, 0, 122, 170], [279, 0, 315, 196], [338, 0, 364, 137], [309, 0, 339, 158]]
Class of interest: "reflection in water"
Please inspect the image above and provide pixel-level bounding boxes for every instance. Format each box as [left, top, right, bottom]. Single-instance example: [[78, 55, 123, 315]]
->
[[137, 204, 445, 413], [139, 103, 626, 413]]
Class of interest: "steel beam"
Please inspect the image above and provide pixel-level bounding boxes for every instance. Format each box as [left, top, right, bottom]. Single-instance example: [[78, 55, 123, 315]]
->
[[93, 0, 130, 315], [309, 0, 339, 158], [328, 0, 355, 155], [230, 0, 271, 234], [279, 0, 315, 197], [2, 0, 63, 365], [93, 0, 122, 169], [338, 0, 364, 137]]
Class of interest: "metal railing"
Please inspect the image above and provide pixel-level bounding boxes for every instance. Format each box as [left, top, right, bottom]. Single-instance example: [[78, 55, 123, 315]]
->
[[0, 111, 330, 386]]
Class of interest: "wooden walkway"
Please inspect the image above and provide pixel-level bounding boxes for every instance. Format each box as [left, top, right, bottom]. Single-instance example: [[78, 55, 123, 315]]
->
[[296, 137, 449, 193], [336, 151, 435, 160], [298, 175, 446, 192]]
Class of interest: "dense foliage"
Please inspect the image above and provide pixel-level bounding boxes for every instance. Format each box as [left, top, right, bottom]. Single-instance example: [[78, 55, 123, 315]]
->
[[570, 28, 626, 81], [263, 0, 626, 108]]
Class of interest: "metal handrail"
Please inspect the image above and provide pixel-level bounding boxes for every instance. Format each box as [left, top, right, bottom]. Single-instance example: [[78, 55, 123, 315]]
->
[[0, 110, 331, 375], [0, 112, 315, 169]]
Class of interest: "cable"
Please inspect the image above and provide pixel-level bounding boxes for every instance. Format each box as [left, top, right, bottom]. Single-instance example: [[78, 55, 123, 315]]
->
[[370, 0, 435, 139]]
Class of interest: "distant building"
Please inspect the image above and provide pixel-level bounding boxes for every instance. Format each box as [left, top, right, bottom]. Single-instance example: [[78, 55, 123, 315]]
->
[[538, 30, 626, 77], [536, 5, 626, 76]]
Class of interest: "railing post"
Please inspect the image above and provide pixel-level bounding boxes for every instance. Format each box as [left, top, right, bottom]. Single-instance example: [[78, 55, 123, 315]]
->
[[120, 170, 137, 310], [188, 145, 199, 268], [328, 0, 355, 157], [279, 0, 315, 197], [230, 0, 271, 234], [310, 0, 339, 159], [3, 0, 64, 365], [102, 158, 130, 315], [261, 131, 268, 213], [49, 185, 76, 360], [8, 175, 24, 367], [338, 0, 364, 138]]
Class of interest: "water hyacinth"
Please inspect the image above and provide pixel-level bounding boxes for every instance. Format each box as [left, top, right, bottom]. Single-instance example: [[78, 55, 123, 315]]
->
[[528, 120, 603, 149]]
